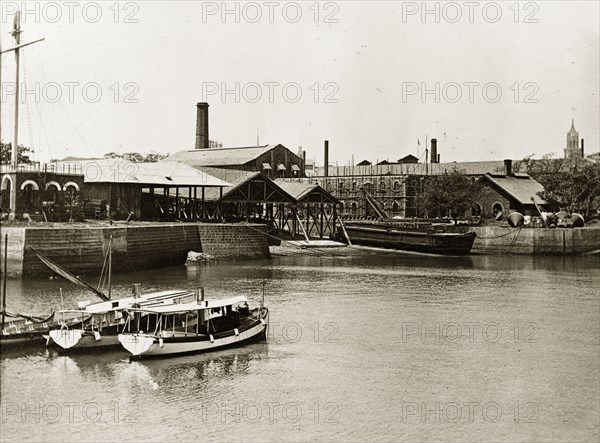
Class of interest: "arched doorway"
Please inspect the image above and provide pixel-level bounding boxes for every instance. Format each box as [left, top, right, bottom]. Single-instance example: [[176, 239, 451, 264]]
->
[[1, 175, 13, 212], [492, 202, 504, 220], [63, 182, 80, 205], [20, 180, 40, 214], [45, 181, 61, 203]]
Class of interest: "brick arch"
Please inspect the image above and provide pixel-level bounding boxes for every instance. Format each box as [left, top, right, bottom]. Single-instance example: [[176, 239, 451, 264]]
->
[[63, 181, 80, 192], [1, 174, 13, 190], [45, 181, 61, 190], [20, 180, 40, 191], [492, 201, 504, 218]]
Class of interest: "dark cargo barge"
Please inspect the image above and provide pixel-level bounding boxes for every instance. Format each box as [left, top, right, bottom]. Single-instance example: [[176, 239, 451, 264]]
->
[[337, 221, 477, 255]]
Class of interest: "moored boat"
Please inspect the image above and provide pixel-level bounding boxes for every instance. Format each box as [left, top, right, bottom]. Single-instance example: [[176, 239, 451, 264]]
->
[[1, 234, 69, 349], [337, 220, 477, 255], [1, 311, 55, 348], [47, 289, 196, 351], [118, 295, 268, 359]]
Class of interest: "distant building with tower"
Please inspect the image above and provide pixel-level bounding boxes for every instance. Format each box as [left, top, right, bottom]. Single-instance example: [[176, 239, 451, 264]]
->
[[564, 119, 585, 160]]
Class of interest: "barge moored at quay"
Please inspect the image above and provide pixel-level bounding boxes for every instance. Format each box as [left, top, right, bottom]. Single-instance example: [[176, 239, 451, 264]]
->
[[336, 220, 477, 255]]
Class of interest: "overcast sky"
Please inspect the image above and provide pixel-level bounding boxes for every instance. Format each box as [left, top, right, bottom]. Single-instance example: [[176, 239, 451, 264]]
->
[[0, 1, 598, 165]]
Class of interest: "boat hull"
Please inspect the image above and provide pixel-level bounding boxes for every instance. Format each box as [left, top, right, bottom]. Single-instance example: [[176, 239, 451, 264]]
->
[[340, 223, 476, 255], [1, 315, 78, 349], [47, 328, 122, 351], [1, 332, 48, 348], [45, 290, 198, 352], [119, 310, 269, 358]]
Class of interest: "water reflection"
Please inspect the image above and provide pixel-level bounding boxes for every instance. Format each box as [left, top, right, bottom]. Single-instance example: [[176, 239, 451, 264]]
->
[[1, 253, 598, 442], [137, 343, 268, 386]]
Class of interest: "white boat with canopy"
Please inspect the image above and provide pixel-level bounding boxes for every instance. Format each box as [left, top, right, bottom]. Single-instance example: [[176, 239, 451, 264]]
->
[[47, 288, 196, 351], [118, 295, 269, 358]]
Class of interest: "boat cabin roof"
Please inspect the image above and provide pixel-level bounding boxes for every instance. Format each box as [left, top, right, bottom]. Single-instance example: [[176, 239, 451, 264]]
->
[[64, 290, 195, 314], [127, 295, 249, 314]]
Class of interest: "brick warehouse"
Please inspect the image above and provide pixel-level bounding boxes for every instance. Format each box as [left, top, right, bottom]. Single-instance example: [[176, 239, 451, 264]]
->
[[310, 139, 553, 220], [166, 102, 305, 179], [312, 139, 511, 219]]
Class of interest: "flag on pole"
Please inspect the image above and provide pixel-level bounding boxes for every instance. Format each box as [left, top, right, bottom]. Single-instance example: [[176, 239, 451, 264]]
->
[[417, 139, 420, 146]]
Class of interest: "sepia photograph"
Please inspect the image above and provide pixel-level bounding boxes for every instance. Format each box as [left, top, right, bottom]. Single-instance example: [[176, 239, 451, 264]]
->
[[0, 1, 599, 442]]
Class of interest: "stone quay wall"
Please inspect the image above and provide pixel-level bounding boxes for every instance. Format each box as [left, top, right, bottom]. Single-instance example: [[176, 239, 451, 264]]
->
[[470, 227, 600, 255], [197, 224, 270, 260], [0, 222, 270, 278]]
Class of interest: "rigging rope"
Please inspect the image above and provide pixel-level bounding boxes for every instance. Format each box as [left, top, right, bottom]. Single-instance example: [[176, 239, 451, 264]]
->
[[476, 229, 521, 240], [507, 225, 523, 254]]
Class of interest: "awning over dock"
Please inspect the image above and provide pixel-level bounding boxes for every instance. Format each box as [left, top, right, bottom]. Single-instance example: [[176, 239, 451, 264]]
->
[[274, 180, 341, 205], [56, 159, 230, 188], [53, 158, 230, 220], [199, 168, 296, 203]]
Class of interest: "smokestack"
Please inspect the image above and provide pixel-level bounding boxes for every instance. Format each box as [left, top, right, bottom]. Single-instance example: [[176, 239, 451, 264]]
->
[[581, 138, 584, 156], [504, 159, 512, 176], [303, 150, 306, 175], [324, 140, 329, 178], [195, 102, 209, 149], [430, 138, 438, 164]]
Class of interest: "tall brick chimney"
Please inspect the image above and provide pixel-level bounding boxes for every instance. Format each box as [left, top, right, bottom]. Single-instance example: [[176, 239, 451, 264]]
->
[[195, 102, 209, 149], [324, 140, 329, 178], [303, 150, 307, 175], [504, 159, 512, 176], [430, 138, 438, 164]]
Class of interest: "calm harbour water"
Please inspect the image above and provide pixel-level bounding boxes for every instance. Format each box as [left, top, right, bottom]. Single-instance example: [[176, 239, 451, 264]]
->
[[1, 251, 599, 442]]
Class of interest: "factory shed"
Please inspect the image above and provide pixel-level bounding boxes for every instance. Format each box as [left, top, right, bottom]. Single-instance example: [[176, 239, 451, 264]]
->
[[56, 159, 229, 220], [165, 167, 296, 222], [165, 144, 304, 179]]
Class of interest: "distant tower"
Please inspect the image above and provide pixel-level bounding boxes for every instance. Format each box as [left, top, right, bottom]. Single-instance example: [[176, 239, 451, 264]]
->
[[195, 102, 209, 150], [565, 119, 581, 159]]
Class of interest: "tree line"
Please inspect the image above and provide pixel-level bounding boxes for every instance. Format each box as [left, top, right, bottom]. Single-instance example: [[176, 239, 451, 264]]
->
[[415, 153, 600, 219], [515, 153, 600, 216], [0, 142, 169, 164]]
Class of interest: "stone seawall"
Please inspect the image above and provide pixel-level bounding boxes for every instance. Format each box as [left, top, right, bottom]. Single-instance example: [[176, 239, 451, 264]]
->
[[470, 226, 600, 255], [0, 222, 270, 278], [197, 224, 270, 260]]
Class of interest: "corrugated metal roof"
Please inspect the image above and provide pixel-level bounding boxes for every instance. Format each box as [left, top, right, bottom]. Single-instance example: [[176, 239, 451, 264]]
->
[[155, 167, 297, 203], [198, 167, 263, 201], [164, 145, 278, 167], [317, 160, 506, 177], [54, 159, 229, 187], [482, 174, 547, 205], [273, 181, 316, 200], [275, 180, 341, 204], [153, 167, 261, 201]]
